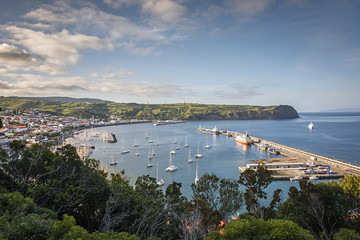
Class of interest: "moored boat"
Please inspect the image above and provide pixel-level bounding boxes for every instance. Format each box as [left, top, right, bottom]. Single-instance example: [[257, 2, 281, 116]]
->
[[235, 131, 254, 145]]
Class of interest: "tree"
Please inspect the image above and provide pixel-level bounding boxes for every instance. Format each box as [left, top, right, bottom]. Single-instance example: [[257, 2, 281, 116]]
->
[[191, 173, 243, 219], [100, 173, 135, 233], [280, 180, 357, 240], [206, 217, 315, 240], [338, 175, 360, 199], [238, 162, 282, 219]]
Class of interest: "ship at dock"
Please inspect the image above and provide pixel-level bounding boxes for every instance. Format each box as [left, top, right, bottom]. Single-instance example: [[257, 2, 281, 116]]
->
[[235, 131, 254, 145]]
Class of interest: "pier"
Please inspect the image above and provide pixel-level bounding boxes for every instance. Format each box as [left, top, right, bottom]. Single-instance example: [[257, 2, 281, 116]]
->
[[197, 127, 360, 179]]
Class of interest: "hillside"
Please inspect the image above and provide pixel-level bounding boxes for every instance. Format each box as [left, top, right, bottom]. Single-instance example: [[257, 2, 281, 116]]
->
[[0, 97, 299, 120]]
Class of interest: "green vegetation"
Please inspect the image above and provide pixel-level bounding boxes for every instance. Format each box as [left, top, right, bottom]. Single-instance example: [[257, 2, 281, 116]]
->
[[0, 96, 298, 120], [1, 142, 359, 239]]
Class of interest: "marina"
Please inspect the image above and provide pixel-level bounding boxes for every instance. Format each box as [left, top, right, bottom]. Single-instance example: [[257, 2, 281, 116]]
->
[[197, 126, 360, 179], [65, 112, 360, 198]]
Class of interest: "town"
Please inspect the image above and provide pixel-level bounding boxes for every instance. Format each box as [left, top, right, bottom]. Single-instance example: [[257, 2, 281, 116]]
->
[[0, 108, 148, 148]]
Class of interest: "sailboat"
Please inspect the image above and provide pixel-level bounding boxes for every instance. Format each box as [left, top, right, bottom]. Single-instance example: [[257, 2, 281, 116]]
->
[[308, 122, 314, 130], [147, 145, 153, 168], [145, 129, 149, 139], [120, 137, 130, 154], [195, 160, 199, 184], [187, 148, 193, 163], [109, 153, 117, 166], [184, 135, 189, 147], [136, 148, 140, 157], [204, 136, 211, 149], [165, 152, 178, 172], [134, 136, 140, 147], [148, 145, 153, 160], [194, 141, 203, 158], [152, 147, 156, 156], [156, 162, 164, 186]]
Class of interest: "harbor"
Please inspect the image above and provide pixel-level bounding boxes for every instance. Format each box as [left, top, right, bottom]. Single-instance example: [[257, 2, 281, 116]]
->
[[197, 126, 360, 180]]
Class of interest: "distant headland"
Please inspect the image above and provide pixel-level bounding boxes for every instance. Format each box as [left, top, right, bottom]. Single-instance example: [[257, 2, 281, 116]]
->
[[0, 96, 299, 120]]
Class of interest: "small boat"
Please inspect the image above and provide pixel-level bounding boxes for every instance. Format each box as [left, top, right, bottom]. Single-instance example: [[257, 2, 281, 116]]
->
[[184, 136, 189, 147], [309, 175, 319, 180], [152, 147, 156, 156], [136, 149, 140, 157], [194, 141, 202, 158], [188, 149, 193, 163], [235, 131, 254, 145], [173, 137, 177, 144], [290, 176, 303, 181], [204, 136, 211, 149], [134, 136, 140, 147], [170, 149, 176, 155], [165, 153, 178, 172], [109, 154, 117, 166], [267, 148, 279, 155], [120, 137, 130, 154], [176, 145, 180, 150], [156, 162, 164, 186], [195, 160, 199, 184], [147, 151, 153, 168], [308, 122, 314, 130], [149, 139, 154, 143], [148, 145, 153, 160]]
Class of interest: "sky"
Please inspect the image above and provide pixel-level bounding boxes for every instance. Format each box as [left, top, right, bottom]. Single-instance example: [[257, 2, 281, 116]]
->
[[0, 0, 359, 112]]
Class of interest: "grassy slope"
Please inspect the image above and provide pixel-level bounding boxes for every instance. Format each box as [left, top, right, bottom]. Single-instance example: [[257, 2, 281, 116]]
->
[[0, 97, 291, 120]]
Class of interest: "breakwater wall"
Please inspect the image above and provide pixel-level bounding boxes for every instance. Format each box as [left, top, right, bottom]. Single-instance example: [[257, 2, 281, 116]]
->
[[198, 127, 360, 176]]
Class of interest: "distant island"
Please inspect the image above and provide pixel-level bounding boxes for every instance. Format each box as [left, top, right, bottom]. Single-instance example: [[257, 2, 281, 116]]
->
[[0, 96, 299, 120]]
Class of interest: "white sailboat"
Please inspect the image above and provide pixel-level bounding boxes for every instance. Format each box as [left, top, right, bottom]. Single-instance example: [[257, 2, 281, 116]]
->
[[204, 136, 211, 149], [145, 129, 149, 139], [195, 160, 199, 184], [156, 162, 164, 186], [187, 148, 193, 163], [308, 122, 314, 130], [136, 148, 140, 157], [147, 146, 153, 168], [165, 152, 178, 172], [148, 145, 153, 160], [120, 137, 130, 154], [184, 135, 189, 147], [194, 141, 203, 158], [134, 136, 140, 147]]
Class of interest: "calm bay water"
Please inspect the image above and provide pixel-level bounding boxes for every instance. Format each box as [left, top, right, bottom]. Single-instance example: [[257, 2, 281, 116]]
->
[[90, 112, 360, 199]]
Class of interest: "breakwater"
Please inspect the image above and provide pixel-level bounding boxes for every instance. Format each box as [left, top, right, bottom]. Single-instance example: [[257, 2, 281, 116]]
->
[[198, 127, 360, 177]]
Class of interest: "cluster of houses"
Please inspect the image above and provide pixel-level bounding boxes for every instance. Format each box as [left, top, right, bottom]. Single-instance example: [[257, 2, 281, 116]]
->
[[0, 109, 144, 147]]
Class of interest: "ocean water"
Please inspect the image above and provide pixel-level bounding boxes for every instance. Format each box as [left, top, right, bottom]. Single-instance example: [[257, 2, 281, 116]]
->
[[89, 112, 360, 199]]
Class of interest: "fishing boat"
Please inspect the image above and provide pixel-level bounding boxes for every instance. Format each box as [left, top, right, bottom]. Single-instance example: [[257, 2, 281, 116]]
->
[[184, 136, 189, 147], [195, 160, 199, 184], [188, 148, 193, 163], [308, 122, 314, 130], [194, 141, 203, 158], [156, 162, 164, 186], [234, 131, 254, 145], [120, 137, 130, 154], [165, 153, 178, 172]]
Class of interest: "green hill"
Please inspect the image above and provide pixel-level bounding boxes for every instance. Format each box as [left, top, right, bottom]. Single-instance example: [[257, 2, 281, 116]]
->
[[0, 96, 299, 120]]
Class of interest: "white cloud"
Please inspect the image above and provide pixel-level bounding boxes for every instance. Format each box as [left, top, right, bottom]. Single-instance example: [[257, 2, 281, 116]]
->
[[141, 0, 187, 23], [90, 68, 135, 79], [0, 43, 36, 66], [1, 26, 113, 74], [225, 0, 273, 21], [0, 73, 188, 98], [214, 85, 262, 99]]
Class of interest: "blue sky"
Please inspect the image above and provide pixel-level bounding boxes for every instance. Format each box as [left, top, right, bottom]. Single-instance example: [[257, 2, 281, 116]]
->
[[0, 0, 359, 111]]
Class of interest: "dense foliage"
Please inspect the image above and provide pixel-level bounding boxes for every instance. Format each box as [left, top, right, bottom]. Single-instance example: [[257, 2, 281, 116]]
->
[[0, 96, 296, 120], [1, 142, 359, 239]]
